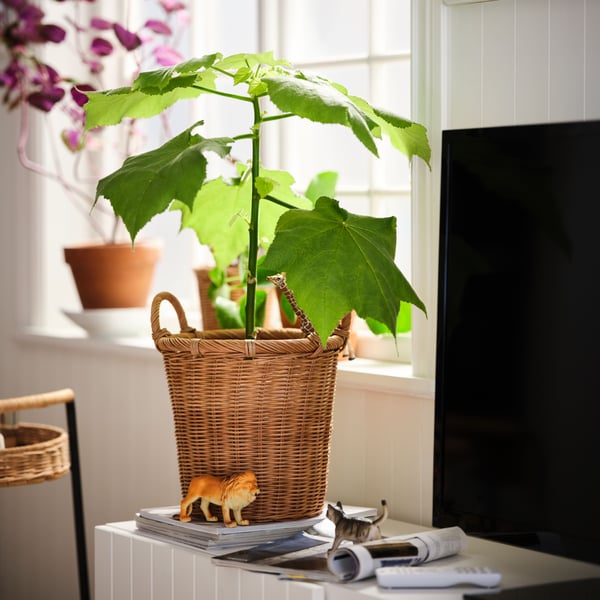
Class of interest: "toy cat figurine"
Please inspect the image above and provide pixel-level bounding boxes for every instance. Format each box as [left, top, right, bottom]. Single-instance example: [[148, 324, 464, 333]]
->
[[179, 471, 260, 527], [327, 499, 388, 554]]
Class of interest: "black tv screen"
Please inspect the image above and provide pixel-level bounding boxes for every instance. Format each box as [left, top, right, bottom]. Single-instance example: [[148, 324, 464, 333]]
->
[[433, 120, 600, 564]]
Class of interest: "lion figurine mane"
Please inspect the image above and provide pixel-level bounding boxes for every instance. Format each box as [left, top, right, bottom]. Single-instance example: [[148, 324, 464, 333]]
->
[[179, 471, 260, 527]]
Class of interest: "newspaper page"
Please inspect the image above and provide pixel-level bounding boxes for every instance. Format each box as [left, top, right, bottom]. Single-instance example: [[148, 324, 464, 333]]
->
[[327, 526, 467, 581], [214, 526, 466, 583]]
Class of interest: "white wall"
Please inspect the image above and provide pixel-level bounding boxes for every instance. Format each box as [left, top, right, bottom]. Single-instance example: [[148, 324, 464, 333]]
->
[[2, 0, 599, 598], [444, 0, 600, 127]]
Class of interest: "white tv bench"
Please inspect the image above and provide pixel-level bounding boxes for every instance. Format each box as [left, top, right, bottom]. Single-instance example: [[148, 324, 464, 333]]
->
[[95, 519, 600, 600]]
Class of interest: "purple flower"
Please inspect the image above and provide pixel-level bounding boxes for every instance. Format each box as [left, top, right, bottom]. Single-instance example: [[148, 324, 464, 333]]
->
[[144, 19, 172, 35], [153, 45, 183, 66], [0, 60, 22, 90], [113, 23, 142, 51], [39, 24, 67, 43], [27, 86, 65, 112], [90, 18, 113, 31], [61, 128, 84, 152], [160, 0, 186, 13], [90, 37, 113, 56], [18, 4, 44, 25], [70, 84, 95, 107], [3, 0, 27, 8], [86, 58, 103, 75]]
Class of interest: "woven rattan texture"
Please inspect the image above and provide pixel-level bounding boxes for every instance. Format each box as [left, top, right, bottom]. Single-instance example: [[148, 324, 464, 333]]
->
[[152, 291, 349, 522], [0, 422, 70, 487]]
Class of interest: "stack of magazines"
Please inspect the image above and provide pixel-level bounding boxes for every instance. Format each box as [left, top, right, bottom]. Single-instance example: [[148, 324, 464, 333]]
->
[[135, 506, 326, 554]]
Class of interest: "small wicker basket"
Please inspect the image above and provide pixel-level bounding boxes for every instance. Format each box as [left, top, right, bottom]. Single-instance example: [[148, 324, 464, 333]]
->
[[0, 390, 73, 488], [151, 287, 350, 523], [0, 422, 70, 487]]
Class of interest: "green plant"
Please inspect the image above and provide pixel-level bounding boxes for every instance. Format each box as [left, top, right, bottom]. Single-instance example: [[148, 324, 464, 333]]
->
[[84, 51, 431, 344]]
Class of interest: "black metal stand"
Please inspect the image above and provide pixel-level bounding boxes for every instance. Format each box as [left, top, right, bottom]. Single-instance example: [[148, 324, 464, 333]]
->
[[65, 400, 90, 600]]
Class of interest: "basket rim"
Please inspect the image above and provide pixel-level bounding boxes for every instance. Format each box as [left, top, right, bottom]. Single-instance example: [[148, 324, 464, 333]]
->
[[154, 326, 348, 357], [0, 422, 67, 454], [151, 291, 351, 358]]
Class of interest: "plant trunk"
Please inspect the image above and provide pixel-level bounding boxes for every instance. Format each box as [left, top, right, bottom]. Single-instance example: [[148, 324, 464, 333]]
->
[[244, 97, 262, 338]]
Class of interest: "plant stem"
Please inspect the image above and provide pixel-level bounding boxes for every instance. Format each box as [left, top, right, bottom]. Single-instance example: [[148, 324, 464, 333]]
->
[[264, 194, 299, 210], [191, 84, 252, 103], [261, 112, 295, 123], [245, 97, 262, 338]]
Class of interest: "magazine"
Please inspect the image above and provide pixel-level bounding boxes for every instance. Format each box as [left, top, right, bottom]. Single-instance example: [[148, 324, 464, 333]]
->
[[212, 531, 338, 581], [135, 506, 325, 551], [213, 526, 467, 582]]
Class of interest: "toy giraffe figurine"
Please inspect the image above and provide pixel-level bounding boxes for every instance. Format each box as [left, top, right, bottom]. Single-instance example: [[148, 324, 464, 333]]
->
[[267, 273, 316, 337], [267, 272, 355, 359]]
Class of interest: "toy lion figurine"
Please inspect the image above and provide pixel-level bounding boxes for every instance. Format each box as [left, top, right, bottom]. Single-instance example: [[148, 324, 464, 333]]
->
[[179, 471, 260, 527]]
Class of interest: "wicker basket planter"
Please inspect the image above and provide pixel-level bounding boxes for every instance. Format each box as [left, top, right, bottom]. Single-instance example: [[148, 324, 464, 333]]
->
[[151, 291, 350, 523], [0, 422, 70, 487]]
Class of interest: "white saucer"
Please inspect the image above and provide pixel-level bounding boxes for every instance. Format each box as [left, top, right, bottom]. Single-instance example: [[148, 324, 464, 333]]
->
[[62, 307, 150, 339]]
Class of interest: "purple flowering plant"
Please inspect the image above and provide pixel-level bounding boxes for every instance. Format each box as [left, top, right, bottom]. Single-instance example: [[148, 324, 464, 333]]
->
[[0, 0, 188, 242]]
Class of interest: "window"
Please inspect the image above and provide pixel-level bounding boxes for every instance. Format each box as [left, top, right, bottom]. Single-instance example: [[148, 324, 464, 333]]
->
[[30, 0, 437, 372]]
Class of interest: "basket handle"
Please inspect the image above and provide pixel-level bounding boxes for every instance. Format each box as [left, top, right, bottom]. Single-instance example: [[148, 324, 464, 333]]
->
[[151, 291, 197, 343], [0, 388, 74, 415]]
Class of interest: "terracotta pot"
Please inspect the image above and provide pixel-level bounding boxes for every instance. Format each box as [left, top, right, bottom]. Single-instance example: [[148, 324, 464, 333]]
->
[[64, 241, 162, 309]]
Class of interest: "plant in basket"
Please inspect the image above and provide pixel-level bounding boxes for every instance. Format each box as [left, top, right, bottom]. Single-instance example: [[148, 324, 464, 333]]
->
[[83, 51, 431, 522], [0, 0, 189, 310]]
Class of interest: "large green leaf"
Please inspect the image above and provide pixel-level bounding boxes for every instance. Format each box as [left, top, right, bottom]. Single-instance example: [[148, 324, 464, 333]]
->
[[263, 74, 380, 156], [261, 197, 426, 345], [84, 79, 208, 128], [351, 96, 431, 167], [95, 125, 232, 241], [176, 168, 310, 271], [84, 57, 220, 129]]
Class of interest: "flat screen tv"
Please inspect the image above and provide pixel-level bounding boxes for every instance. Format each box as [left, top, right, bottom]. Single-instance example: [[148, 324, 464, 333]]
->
[[433, 120, 600, 564]]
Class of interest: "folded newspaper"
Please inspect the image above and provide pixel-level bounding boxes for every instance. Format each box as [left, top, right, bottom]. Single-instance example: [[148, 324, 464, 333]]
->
[[328, 526, 467, 581], [213, 526, 466, 582]]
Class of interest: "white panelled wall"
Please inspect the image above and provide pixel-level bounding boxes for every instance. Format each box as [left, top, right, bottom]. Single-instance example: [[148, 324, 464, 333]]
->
[[443, 0, 600, 128], [2, 1, 600, 598]]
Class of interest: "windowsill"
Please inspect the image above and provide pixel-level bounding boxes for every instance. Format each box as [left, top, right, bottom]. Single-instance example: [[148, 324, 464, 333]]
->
[[16, 328, 434, 398]]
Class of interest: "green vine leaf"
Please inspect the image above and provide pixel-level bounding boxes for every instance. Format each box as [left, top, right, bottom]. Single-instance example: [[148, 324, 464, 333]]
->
[[261, 197, 426, 345], [95, 125, 232, 241]]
